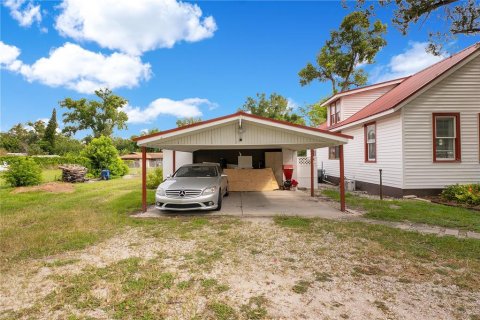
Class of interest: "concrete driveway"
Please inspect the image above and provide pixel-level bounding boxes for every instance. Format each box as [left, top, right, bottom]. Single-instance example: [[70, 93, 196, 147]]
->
[[135, 190, 344, 219]]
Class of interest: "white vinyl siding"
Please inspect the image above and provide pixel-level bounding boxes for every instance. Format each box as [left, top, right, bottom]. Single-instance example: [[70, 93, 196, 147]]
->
[[317, 112, 403, 188], [341, 84, 397, 120], [402, 55, 480, 189]]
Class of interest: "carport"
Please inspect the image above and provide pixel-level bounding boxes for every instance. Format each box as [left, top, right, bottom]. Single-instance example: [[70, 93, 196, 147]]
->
[[133, 111, 352, 212]]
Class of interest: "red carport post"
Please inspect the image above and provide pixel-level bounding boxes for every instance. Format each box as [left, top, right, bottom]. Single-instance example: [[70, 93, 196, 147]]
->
[[141, 146, 147, 212], [310, 148, 315, 197], [172, 150, 176, 173], [339, 145, 346, 212]]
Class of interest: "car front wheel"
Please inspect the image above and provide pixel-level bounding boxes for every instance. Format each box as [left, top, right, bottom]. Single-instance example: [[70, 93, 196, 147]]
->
[[215, 191, 223, 211]]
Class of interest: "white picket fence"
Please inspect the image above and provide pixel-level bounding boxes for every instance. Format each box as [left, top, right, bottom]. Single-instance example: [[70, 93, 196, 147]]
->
[[296, 156, 317, 188]]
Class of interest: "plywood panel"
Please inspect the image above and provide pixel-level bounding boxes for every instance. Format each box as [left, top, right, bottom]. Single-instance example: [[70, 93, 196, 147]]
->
[[224, 168, 279, 191], [265, 152, 283, 186]]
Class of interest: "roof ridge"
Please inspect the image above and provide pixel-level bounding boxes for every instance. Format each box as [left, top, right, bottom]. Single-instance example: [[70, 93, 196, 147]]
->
[[329, 42, 480, 130], [405, 42, 480, 79]]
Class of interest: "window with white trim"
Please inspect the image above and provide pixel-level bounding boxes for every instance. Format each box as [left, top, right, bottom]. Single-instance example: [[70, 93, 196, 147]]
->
[[434, 114, 460, 161], [365, 123, 376, 162]]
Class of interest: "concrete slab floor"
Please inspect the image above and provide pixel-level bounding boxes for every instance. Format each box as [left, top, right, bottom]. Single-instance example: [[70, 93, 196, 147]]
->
[[134, 190, 345, 219]]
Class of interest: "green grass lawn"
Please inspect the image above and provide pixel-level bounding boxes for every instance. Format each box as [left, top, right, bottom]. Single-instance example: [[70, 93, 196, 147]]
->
[[322, 189, 480, 232], [0, 178, 155, 268], [1, 179, 479, 319]]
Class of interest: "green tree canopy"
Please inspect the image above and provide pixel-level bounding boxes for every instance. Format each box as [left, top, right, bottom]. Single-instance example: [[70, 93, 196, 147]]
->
[[42, 108, 57, 154], [240, 93, 305, 125], [354, 0, 479, 54], [299, 11, 387, 93], [176, 117, 202, 127], [61, 88, 128, 138], [300, 99, 328, 127], [0, 121, 46, 154]]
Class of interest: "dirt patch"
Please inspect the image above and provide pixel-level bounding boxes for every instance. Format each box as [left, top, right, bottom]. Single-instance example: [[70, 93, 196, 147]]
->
[[11, 182, 75, 194], [1, 220, 479, 320]]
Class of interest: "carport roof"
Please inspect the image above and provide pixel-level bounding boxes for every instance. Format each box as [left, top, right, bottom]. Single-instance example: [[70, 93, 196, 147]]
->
[[133, 111, 352, 149]]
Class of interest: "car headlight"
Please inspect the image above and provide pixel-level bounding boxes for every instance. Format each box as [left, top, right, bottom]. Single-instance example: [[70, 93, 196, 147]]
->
[[202, 186, 216, 195], [156, 187, 166, 196]]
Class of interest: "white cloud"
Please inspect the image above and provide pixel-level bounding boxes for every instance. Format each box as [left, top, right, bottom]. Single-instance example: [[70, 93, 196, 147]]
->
[[125, 98, 216, 124], [372, 42, 446, 82], [55, 0, 217, 56], [0, 41, 22, 71], [1, 42, 152, 93], [3, 0, 42, 27]]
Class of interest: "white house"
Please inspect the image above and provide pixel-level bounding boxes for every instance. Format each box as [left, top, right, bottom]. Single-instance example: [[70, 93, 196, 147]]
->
[[316, 42, 480, 197]]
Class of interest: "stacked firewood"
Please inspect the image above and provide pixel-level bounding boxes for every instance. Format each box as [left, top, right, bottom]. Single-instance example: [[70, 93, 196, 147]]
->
[[58, 165, 88, 183]]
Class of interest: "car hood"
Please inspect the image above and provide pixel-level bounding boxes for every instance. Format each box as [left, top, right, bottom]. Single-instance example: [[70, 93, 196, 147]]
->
[[160, 177, 219, 190]]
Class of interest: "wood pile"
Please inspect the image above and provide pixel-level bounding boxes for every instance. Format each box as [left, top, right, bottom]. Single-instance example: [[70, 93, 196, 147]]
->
[[58, 165, 88, 183]]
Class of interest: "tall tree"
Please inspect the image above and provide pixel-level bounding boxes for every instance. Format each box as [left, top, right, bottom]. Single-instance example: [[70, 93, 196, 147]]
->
[[61, 88, 128, 138], [354, 0, 480, 54], [176, 117, 202, 127], [299, 11, 387, 93], [300, 99, 328, 127], [42, 108, 57, 153], [240, 93, 305, 125]]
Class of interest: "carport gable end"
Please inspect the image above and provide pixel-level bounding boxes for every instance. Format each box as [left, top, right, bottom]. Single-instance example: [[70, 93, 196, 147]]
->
[[133, 111, 352, 150], [133, 111, 352, 212]]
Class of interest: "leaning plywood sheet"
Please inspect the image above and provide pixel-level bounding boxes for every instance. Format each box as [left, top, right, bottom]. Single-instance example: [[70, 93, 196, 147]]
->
[[224, 168, 280, 191]]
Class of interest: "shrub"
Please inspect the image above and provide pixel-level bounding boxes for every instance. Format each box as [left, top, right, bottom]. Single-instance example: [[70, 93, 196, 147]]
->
[[81, 136, 128, 177], [3, 157, 42, 187], [0, 155, 90, 169], [147, 167, 163, 189], [441, 184, 480, 206]]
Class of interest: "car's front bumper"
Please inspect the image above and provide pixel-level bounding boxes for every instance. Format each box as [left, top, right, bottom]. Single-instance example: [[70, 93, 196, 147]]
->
[[155, 193, 218, 211]]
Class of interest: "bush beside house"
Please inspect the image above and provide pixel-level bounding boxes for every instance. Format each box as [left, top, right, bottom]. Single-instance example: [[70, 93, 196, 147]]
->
[[441, 184, 480, 206]]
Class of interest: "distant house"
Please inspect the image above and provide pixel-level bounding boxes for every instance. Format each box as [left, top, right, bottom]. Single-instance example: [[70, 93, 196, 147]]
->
[[120, 152, 163, 168], [316, 42, 480, 197]]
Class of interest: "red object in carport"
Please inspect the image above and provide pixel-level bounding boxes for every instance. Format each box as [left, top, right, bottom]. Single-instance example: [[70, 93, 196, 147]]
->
[[282, 165, 294, 180]]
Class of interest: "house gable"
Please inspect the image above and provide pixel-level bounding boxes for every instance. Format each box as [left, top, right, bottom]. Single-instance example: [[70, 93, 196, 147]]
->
[[401, 53, 480, 189]]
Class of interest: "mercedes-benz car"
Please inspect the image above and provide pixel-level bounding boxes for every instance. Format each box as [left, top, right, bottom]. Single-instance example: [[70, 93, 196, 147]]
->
[[155, 163, 229, 211]]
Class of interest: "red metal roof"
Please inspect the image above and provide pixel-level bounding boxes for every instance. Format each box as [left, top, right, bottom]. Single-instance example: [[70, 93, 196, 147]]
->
[[133, 111, 353, 142], [317, 122, 328, 130], [330, 42, 480, 129]]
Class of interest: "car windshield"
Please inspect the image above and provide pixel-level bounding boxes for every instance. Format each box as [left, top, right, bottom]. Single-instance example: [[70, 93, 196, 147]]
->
[[174, 166, 218, 177]]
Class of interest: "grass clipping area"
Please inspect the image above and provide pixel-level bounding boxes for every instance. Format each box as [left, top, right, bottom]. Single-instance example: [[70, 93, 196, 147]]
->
[[0, 179, 479, 319]]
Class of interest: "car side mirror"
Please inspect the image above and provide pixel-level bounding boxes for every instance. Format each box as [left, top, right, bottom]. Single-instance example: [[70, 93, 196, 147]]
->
[[167, 174, 172, 179]]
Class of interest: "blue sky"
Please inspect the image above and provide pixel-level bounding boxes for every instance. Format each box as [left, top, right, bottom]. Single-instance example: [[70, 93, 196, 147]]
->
[[1, 0, 477, 138]]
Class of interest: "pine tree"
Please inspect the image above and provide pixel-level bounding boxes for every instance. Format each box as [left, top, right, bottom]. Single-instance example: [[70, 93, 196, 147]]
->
[[43, 108, 57, 154]]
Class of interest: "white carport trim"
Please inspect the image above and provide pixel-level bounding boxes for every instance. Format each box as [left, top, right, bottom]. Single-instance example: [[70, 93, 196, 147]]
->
[[134, 111, 352, 146]]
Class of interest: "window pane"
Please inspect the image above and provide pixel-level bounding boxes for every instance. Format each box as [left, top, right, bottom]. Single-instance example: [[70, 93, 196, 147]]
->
[[368, 143, 376, 160], [367, 124, 376, 143], [436, 138, 455, 159], [436, 117, 454, 138]]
